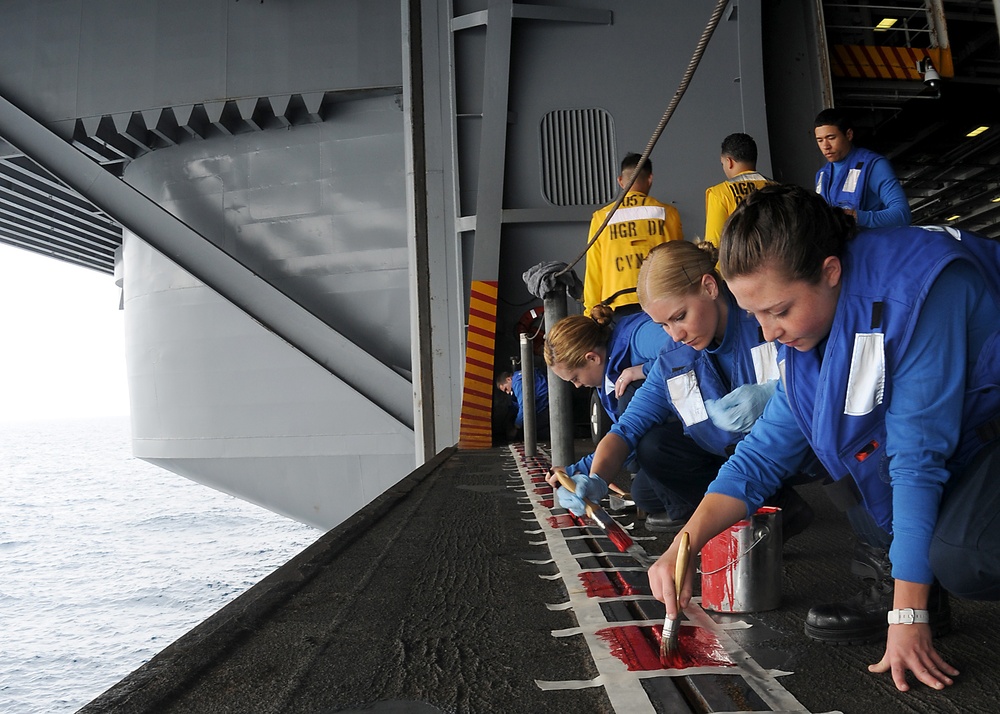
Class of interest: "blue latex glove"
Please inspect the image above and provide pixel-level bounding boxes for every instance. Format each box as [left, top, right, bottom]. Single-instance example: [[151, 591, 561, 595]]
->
[[704, 380, 779, 433], [557, 473, 609, 517]]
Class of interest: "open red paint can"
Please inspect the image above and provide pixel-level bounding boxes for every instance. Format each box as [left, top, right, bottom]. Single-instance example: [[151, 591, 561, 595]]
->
[[700, 506, 782, 613]]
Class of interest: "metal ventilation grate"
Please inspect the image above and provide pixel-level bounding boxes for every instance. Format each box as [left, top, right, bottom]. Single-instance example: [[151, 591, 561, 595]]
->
[[540, 108, 617, 206]]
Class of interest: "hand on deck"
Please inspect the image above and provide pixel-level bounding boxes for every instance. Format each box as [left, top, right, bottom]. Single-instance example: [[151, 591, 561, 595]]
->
[[869, 623, 959, 692]]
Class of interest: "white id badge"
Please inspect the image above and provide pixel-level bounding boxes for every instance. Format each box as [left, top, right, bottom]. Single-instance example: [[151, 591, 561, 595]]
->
[[750, 342, 780, 384], [844, 333, 885, 416], [666, 371, 709, 426], [843, 168, 861, 193]]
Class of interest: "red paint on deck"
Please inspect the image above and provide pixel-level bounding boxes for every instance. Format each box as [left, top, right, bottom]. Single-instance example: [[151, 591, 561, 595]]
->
[[578, 571, 645, 598], [596, 624, 737, 671], [579, 572, 619, 598], [533, 486, 552, 496], [539, 499, 554, 509], [547, 514, 581, 529], [595, 625, 664, 671]]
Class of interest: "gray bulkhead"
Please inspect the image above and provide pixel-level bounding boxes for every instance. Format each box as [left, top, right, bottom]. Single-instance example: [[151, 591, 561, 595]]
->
[[0, 1, 810, 529]]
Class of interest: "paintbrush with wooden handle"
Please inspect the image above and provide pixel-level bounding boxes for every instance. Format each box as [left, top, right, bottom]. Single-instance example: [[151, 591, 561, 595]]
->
[[660, 530, 691, 662], [551, 470, 656, 568]]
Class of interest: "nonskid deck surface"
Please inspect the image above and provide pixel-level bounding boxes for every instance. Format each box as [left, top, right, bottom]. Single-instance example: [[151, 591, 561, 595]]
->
[[81, 441, 1000, 714]]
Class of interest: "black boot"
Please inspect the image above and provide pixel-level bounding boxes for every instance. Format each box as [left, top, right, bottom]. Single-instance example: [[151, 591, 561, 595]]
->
[[804, 543, 952, 645]]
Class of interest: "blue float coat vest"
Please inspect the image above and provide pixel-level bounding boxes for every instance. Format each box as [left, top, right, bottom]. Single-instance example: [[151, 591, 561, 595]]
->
[[781, 226, 1000, 532], [655, 292, 779, 456], [815, 146, 880, 213], [599, 312, 652, 423]]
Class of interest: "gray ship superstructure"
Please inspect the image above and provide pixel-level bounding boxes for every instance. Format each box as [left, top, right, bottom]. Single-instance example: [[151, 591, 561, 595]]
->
[[0, 0, 993, 529]]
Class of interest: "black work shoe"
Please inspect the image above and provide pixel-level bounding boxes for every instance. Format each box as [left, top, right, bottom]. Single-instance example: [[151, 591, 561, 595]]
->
[[849, 541, 893, 582], [644, 511, 690, 533], [765, 486, 815, 544], [804, 580, 952, 645]]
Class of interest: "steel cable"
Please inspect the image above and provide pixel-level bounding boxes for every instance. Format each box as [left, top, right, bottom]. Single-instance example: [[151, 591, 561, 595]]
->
[[556, 0, 732, 279]]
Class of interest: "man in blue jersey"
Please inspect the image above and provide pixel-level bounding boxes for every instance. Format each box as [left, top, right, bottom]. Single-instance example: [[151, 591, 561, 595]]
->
[[814, 108, 910, 228]]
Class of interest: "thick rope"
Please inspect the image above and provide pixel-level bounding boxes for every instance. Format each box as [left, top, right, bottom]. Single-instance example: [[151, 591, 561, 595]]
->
[[556, 0, 732, 279]]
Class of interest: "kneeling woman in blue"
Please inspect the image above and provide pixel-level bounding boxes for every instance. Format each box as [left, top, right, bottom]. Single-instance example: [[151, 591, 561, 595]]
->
[[549, 241, 807, 533], [545, 303, 666, 427], [544, 304, 674, 524], [647, 184, 1000, 693]]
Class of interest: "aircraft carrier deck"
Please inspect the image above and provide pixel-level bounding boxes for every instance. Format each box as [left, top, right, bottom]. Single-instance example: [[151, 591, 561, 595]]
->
[[80, 440, 1000, 714]]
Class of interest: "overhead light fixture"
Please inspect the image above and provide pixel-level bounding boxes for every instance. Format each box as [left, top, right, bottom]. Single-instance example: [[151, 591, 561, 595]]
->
[[992, 196, 1000, 203], [966, 126, 989, 138], [946, 214, 961, 221], [875, 18, 898, 30]]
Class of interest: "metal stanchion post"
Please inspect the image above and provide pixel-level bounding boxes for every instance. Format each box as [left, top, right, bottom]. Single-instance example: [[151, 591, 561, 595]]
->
[[543, 288, 573, 467], [519, 333, 537, 457]]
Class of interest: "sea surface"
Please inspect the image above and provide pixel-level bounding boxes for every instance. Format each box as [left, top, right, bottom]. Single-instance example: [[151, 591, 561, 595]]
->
[[0, 416, 320, 714]]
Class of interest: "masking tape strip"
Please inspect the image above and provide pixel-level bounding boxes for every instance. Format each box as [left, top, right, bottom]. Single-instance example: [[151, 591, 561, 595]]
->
[[683, 604, 809, 710], [545, 595, 656, 610], [509, 445, 658, 714], [551, 618, 666, 637], [510, 445, 809, 712]]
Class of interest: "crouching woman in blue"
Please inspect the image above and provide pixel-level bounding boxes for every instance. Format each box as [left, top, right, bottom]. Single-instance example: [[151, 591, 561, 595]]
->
[[543, 304, 672, 515], [544, 303, 665, 428], [550, 241, 807, 533], [648, 184, 1000, 693]]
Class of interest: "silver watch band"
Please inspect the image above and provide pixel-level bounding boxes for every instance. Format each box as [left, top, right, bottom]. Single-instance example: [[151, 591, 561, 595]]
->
[[887, 608, 931, 625]]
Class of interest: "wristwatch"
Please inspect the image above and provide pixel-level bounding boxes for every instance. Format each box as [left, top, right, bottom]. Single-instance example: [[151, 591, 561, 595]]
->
[[887, 608, 930, 625]]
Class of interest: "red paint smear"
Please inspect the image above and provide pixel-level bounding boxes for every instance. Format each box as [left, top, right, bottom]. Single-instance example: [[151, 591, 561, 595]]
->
[[603, 520, 635, 552], [701, 523, 741, 612], [596, 625, 737, 671], [539, 499, 553, 508], [702, 506, 778, 612], [578, 571, 644, 598], [547, 514, 580, 529], [579, 572, 619, 598], [533, 486, 553, 496]]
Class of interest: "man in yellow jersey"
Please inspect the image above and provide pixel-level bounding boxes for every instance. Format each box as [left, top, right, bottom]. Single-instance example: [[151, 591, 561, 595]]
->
[[584, 153, 683, 316], [703, 133, 771, 247]]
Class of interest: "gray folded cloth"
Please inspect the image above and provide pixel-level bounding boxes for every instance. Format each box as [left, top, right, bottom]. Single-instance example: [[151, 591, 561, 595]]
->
[[522, 261, 583, 300]]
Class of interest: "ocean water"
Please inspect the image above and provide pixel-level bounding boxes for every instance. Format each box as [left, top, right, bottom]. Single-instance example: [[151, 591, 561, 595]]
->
[[0, 416, 320, 714]]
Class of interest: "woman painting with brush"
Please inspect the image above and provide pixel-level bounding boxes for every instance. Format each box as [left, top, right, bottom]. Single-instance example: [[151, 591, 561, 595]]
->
[[648, 184, 1000, 693], [543, 304, 673, 520], [548, 240, 814, 536]]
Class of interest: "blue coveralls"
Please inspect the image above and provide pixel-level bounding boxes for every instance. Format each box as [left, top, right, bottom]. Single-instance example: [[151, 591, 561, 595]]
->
[[709, 226, 1000, 596]]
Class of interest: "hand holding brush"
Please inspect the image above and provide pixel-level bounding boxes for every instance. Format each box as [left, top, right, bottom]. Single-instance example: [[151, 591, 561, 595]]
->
[[660, 530, 691, 664]]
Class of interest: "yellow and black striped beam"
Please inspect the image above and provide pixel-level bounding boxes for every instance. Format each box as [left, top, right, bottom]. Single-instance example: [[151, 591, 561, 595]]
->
[[831, 45, 953, 80], [458, 280, 499, 449]]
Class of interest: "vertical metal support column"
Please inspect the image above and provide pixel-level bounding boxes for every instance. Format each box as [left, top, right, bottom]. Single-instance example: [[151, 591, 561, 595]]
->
[[404, 0, 466, 457], [813, 0, 835, 108], [519, 333, 537, 457], [994, 0, 1000, 48], [455, 0, 515, 450], [925, 0, 951, 51], [543, 289, 573, 468]]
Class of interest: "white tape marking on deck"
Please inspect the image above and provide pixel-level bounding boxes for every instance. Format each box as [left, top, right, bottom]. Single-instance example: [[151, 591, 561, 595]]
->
[[508, 444, 815, 714]]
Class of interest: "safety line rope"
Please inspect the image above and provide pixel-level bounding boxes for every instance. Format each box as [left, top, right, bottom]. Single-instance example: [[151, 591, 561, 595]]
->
[[556, 0, 731, 279]]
